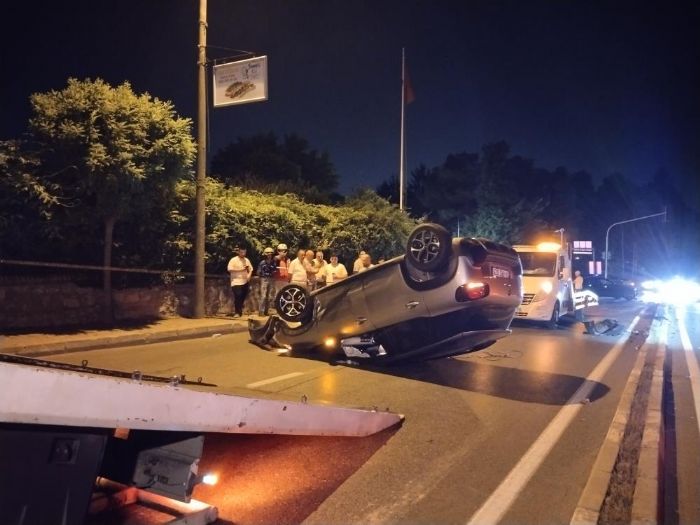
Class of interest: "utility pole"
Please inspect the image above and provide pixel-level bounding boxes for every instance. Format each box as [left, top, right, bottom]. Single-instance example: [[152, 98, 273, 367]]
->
[[193, 0, 207, 318], [604, 210, 666, 279]]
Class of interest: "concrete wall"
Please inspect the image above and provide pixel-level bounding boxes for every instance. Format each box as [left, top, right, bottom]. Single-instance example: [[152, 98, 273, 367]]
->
[[0, 277, 273, 331]]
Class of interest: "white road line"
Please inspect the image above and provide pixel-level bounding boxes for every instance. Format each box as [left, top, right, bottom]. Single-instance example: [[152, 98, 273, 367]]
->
[[466, 315, 642, 525], [677, 307, 700, 438], [246, 372, 305, 389]]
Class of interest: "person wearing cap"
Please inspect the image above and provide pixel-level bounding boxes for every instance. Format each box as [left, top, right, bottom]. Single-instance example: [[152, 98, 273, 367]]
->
[[256, 247, 277, 316], [274, 243, 290, 295], [227, 246, 253, 318]]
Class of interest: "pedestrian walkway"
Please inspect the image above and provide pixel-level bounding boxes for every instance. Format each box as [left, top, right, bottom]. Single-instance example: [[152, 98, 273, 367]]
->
[[0, 316, 255, 357]]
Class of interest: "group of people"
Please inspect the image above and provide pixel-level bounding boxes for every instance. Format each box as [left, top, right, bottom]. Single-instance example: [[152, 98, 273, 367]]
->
[[227, 244, 382, 317]]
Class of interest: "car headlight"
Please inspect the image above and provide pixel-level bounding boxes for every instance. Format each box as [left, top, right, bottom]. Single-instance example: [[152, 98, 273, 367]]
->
[[532, 281, 553, 302]]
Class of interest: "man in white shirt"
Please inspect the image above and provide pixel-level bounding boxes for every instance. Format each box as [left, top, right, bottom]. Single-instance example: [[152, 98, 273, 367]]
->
[[324, 254, 348, 285], [288, 249, 309, 288], [357, 252, 374, 273], [227, 246, 252, 317], [313, 250, 327, 288], [305, 249, 319, 290], [352, 250, 366, 274]]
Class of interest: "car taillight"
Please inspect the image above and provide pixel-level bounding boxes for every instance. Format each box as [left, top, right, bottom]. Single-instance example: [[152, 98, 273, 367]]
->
[[456, 282, 490, 302]]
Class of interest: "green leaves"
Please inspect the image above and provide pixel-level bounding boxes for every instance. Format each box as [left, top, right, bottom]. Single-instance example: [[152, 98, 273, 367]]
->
[[167, 181, 415, 271]]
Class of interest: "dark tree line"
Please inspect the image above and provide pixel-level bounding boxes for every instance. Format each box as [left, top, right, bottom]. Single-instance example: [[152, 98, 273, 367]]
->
[[210, 132, 342, 204], [378, 141, 699, 278]]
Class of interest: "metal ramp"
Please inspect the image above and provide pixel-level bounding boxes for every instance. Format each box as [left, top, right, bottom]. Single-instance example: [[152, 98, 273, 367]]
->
[[0, 355, 403, 525]]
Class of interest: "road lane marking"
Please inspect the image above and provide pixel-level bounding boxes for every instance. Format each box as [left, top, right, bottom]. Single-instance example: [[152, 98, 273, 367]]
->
[[246, 372, 305, 389], [677, 306, 700, 438], [466, 315, 642, 525]]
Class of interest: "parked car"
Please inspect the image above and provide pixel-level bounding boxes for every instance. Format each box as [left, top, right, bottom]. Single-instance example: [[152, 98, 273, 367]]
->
[[249, 223, 523, 364], [584, 275, 636, 300]]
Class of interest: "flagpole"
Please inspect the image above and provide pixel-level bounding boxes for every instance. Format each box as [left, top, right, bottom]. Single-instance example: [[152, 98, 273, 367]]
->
[[399, 47, 406, 211]]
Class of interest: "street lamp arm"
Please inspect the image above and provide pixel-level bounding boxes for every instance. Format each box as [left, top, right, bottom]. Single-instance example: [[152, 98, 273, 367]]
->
[[604, 210, 666, 279]]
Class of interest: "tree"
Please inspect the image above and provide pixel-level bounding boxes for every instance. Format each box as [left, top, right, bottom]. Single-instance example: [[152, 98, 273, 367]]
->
[[0, 140, 63, 261], [210, 132, 339, 203], [27, 78, 195, 322]]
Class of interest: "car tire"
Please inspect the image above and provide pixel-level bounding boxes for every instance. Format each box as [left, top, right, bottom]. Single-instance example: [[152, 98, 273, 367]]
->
[[406, 223, 452, 272], [275, 284, 313, 323], [546, 301, 560, 330]]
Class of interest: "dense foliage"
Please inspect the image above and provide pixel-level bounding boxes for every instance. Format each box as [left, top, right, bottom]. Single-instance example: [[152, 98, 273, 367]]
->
[[168, 181, 415, 272]]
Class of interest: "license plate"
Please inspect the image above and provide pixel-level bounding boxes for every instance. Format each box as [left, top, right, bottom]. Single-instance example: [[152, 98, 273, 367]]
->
[[491, 266, 511, 279]]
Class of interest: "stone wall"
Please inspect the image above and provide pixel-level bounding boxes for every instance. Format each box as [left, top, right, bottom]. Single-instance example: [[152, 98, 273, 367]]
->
[[0, 277, 272, 331]]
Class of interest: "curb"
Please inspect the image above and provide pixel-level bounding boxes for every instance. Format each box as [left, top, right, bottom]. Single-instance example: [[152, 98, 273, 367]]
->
[[570, 328, 652, 525], [2, 322, 249, 358], [631, 321, 666, 525], [571, 309, 666, 525]]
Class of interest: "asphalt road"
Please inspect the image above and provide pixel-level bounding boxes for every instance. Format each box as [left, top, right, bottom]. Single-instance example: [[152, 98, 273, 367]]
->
[[52, 299, 665, 525]]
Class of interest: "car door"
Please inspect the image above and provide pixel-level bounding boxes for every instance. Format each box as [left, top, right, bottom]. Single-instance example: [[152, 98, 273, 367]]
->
[[362, 261, 428, 329]]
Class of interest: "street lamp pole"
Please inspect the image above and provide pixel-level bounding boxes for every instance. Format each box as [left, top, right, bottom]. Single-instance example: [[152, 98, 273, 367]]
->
[[604, 209, 666, 279], [193, 0, 208, 318]]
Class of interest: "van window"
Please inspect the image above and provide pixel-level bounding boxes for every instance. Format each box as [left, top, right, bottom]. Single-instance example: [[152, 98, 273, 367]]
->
[[518, 252, 557, 277]]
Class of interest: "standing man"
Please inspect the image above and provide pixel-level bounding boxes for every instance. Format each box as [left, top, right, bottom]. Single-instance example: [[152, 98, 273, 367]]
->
[[274, 243, 290, 296], [313, 250, 327, 288], [288, 249, 309, 289], [304, 250, 319, 290], [324, 253, 348, 285], [358, 252, 374, 272], [573, 270, 585, 321], [257, 247, 277, 316], [352, 250, 366, 274], [227, 246, 252, 318]]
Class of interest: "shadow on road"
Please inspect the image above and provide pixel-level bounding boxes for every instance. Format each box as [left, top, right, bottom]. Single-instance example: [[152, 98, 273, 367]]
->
[[366, 357, 610, 406]]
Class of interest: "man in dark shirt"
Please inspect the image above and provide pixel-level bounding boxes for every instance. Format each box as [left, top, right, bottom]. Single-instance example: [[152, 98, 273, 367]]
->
[[257, 247, 278, 316]]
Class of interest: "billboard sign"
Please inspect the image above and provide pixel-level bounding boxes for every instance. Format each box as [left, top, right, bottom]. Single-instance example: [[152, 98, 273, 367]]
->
[[213, 56, 268, 108], [573, 240, 593, 255]]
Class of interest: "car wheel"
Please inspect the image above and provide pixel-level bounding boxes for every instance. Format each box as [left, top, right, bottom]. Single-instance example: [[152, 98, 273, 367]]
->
[[275, 284, 313, 323], [406, 223, 452, 272], [546, 301, 560, 329]]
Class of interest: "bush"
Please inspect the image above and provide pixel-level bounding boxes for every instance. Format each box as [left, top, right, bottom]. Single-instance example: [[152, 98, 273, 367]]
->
[[168, 181, 415, 271]]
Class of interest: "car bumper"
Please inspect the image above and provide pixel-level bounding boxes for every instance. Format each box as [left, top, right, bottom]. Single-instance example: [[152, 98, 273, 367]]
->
[[514, 300, 552, 321]]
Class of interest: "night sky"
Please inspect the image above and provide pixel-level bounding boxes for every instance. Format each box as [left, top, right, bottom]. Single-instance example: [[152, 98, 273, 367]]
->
[[2, 1, 699, 195]]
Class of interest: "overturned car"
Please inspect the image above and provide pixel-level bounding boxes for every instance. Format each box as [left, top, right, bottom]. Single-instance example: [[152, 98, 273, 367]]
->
[[249, 224, 523, 364]]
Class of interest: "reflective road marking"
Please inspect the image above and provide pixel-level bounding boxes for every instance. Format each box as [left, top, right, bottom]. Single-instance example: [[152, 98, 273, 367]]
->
[[466, 315, 642, 525], [246, 372, 306, 389]]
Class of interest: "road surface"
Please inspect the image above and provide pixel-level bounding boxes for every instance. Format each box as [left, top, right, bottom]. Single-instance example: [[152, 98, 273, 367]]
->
[[51, 299, 700, 525]]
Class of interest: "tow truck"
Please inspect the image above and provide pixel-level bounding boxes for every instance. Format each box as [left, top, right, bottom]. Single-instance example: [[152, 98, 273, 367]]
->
[[513, 242, 598, 328]]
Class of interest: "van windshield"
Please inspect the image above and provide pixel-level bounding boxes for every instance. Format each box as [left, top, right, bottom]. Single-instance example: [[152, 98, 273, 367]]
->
[[518, 252, 557, 277]]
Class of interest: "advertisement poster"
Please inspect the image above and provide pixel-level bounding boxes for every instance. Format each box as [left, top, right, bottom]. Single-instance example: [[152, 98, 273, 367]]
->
[[212, 55, 268, 108]]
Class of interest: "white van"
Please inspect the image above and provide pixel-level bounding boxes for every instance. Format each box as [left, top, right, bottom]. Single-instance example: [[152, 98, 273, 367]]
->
[[513, 243, 574, 328]]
